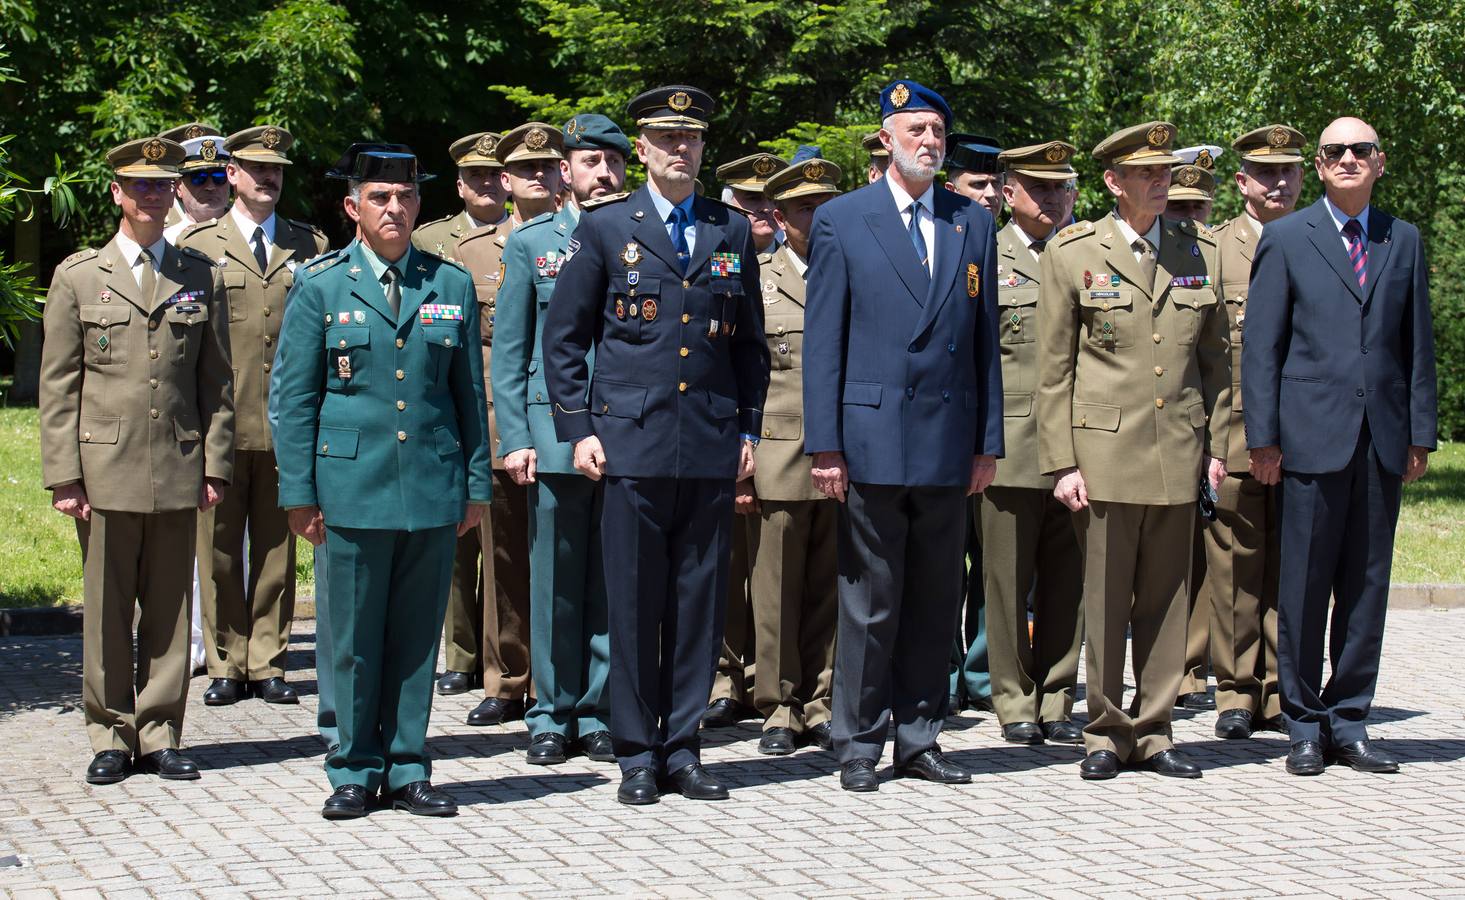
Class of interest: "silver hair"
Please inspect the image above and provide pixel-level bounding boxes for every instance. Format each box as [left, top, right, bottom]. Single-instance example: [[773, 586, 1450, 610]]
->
[[720, 186, 736, 205], [348, 179, 363, 203]]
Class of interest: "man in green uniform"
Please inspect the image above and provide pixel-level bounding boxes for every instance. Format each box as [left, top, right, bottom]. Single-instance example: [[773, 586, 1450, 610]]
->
[[273, 144, 492, 819], [1037, 122, 1230, 780], [983, 140, 1085, 746], [494, 113, 630, 765], [40, 137, 234, 784], [180, 125, 328, 708]]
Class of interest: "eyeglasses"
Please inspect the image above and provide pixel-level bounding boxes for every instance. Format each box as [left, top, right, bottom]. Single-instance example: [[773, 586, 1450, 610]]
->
[[124, 178, 176, 194], [1319, 142, 1379, 162], [189, 170, 229, 186]]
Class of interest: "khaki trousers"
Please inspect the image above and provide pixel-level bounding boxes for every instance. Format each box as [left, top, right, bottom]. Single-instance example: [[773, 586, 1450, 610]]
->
[[1180, 520, 1212, 696], [750, 499, 839, 733], [79, 508, 195, 755], [442, 528, 486, 673], [1074, 500, 1192, 762], [1205, 474, 1282, 717], [981, 486, 1084, 726], [481, 469, 533, 700], [197, 448, 296, 680]]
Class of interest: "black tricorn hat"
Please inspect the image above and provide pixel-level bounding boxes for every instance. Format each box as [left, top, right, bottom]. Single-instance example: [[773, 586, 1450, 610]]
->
[[326, 142, 437, 183]]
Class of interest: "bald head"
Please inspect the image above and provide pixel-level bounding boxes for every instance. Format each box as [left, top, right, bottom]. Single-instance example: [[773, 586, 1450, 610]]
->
[[1314, 116, 1385, 216], [1318, 117, 1379, 147]]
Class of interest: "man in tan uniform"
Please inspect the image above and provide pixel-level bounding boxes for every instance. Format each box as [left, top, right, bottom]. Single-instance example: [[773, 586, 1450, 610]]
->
[[451, 123, 560, 725], [1037, 121, 1230, 780], [179, 126, 328, 707], [40, 137, 234, 784], [410, 132, 511, 697], [863, 131, 890, 183], [159, 123, 229, 237], [1207, 125, 1307, 740], [983, 140, 1085, 747], [704, 149, 787, 730], [741, 153, 841, 755]]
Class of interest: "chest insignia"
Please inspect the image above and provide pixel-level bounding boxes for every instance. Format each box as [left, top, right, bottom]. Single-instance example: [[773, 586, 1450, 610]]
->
[[1169, 275, 1212, 288], [353, 310, 366, 324], [337, 312, 351, 324], [627, 269, 639, 286], [165, 290, 206, 307], [620, 242, 641, 267], [642, 299, 658, 322], [420, 303, 464, 323], [777, 340, 789, 355], [966, 263, 980, 298], [711, 252, 741, 277]]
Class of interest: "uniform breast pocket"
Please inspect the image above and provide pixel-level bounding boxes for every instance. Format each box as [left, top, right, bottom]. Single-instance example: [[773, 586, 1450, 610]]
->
[[765, 314, 802, 371], [998, 287, 1039, 345], [607, 274, 661, 344], [325, 325, 370, 391], [422, 323, 461, 385], [224, 271, 249, 322], [711, 278, 744, 336], [165, 302, 210, 366], [1169, 287, 1217, 344], [79, 304, 131, 366], [1079, 289, 1134, 349]]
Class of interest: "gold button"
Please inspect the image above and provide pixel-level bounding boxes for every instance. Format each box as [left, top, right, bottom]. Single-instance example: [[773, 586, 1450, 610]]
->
[[396, 369, 405, 380], [763, 428, 771, 438], [535, 392, 543, 402], [264, 336, 273, 346], [1100, 303, 1110, 311], [1155, 398, 1165, 409], [83, 432, 92, 441], [678, 382, 687, 393], [149, 319, 159, 331], [1154, 366, 1164, 376], [682, 280, 690, 289], [149, 408, 159, 419], [322, 443, 328, 452], [679, 347, 689, 357], [149, 378, 158, 389], [339, 339, 348, 348], [681, 313, 691, 324], [396, 338, 405, 348], [1080, 417, 1087, 427], [776, 325, 786, 335], [263, 307, 272, 317], [443, 337, 452, 346], [99, 317, 109, 326], [396, 400, 406, 411], [397, 431, 407, 441], [263, 362, 271, 372], [1152, 333, 1162, 343], [149, 349, 159, 360], [602, 403, 610, 413]]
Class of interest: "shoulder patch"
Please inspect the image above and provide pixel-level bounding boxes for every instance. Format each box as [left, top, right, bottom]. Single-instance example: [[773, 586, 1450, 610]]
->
[[418, 250, 470, 276], [757, 251, 775, 265], [1055, 220, 1095, 243], [580, 191, 629, 211], [176, 220, 217, 243], [60, 248, 99, 269], [179, 246, 215, 265], [301, 248, 349, 276]]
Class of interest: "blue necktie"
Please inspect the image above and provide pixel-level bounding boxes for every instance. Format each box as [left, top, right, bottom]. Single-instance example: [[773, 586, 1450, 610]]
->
[[908, 200, 929, 272], [669, 204, 691, 274]]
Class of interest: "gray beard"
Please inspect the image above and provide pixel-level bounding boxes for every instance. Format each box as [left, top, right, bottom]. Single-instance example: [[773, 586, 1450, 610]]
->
[[891, 141, 939, 181]]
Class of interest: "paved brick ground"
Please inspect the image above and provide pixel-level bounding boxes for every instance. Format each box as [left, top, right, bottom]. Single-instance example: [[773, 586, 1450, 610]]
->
[[2, 610, 1464, 898]]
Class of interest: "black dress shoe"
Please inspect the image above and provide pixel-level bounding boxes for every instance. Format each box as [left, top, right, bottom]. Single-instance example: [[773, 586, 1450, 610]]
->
[[1041, 720, 1084, 745], [668, 763, 728, 800], [465, 697, 525, 726], [138, 749, 201, 780], [896, 748, 971, 784], [322, 784, 371, 820], [617, 768, 660, 805], [580, 730, 615, 762], [947, 694, 963, 713], [806, 722, 833, 751], [1177, 691, 1215, 710], [701, 698, 746, 729], [1286, 740, 1326, 776], [1215, 709, 1254, 740], [1256, 714, 1287, 733], [840, 759, 879, 792], [85, 750, 131, 785], [1143, 748, 1202, 779], [435, 670, 473, 695], [526, 732, 568, 765], [1080, 750, 1121, 780], [203, 678, 245, 706], [1330, 740, 1399, 773], [970, 696, 996, 713], [1002, 722, 1045, 745], [385, 781, 458, 816], [758, 727, 796, 756], [248, 677, 299, 705]]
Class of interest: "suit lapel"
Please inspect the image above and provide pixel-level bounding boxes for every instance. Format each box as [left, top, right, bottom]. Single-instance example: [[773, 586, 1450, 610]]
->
[[1097, 215, 1151, 300], [1363, 209, 1394, 305], [1305, 199, 1364, 303], [397, 248, 436, 327], [152, 244, 187, 313], [627, 187, 683, 273], [686, 196, 727, 278], [97, 239, 143, 312], [998, 222, 1041, 284], [772, 245, 806, 307], [909, 192, 966, 336], [1153, 221, 1182, 300], [263, 218, 300, 278], [344, 243, 396, 324], [219, 215, 264, 277], [863, 185, 930, 305], [1235, 217, 1256, 263]]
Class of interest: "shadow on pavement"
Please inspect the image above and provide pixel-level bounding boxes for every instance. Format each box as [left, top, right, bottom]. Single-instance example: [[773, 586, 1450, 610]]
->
[[0, 635, 83, 715], [448, 771, 613, 806]]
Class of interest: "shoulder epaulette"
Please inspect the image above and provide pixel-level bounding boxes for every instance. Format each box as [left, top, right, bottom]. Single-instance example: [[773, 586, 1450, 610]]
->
[[288, 218, 326, 237], [179, 246, 216, 265], [415, 213, 455, 230], [60, 247, 98, 269], [516, 210, 558, 231], [457, 223, 500, 246], [1055, 220, 1095, 243], [302, 248, 349, 276], [580, 192, 629, 211], [418, 249, 470, 276], [757, 251, 775, 265], [1174, 218, 1215, 242], [176, 219, 218, 243]]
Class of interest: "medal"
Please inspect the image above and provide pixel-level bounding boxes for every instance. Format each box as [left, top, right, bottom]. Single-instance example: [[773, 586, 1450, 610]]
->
[[336, 354, 352, 381], [620, 243, 641, 266]]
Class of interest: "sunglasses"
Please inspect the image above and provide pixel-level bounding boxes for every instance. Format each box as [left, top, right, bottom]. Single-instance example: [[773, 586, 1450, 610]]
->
[[125, 178, 176, 194], [1319, 142, 1378, 162], [189, 170, 229, 186]]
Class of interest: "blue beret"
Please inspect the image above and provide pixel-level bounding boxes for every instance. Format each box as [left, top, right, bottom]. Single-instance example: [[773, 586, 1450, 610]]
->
[[879, 80, 952, 129], [790, 144, 822, 165], [563, 114, 632, 157]]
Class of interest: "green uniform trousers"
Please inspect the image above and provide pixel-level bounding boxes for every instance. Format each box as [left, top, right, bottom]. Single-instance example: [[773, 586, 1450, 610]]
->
[[949, 496, 989, 703], [1075, 500, 1192, 762], [78, 507, 195, 755], [323, 523, 455, 792], [711, 514, 755, 707], [1206, 473, 1282, 717], [980, 486, 1084, 726], [524, 473, 610, 738], [197, 448, 297, 680]]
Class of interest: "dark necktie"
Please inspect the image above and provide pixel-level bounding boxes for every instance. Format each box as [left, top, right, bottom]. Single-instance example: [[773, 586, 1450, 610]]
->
[[908, 200, 929, 272], [382, 266, 401, 317], [1343, 218, 1367, 287], [138, 246, 158, 303], [1030, 239, 1047, 255], [251, 226, 269, 272], [668, 204, 690, 274], [1133, 238, 1157, 286]]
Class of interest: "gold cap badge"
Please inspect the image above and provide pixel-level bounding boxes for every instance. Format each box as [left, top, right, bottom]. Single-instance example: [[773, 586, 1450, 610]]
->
[[200, 139, 217, 162], [668, 91, 692, 112], [262, 127, 281, 149], [526, 128, 549, 150], [142, 139, 166, 161], [1147, 124, 1170, 147], [1268, 126, 1289, 148], [184, 125, 205, 141], [565, 118, 578, 136], [1195, 148, 1213, 169], [890, 83, 911, 108], [1045, 145, 1066, 163], [753, 155, 778, 177], [1179, 168, 1200, 187], [475, 134, 497, 155], [803, 160, 826, 181]]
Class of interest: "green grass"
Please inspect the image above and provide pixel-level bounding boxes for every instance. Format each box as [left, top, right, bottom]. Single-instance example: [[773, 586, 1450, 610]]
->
[[1, 402, 1460, 607]]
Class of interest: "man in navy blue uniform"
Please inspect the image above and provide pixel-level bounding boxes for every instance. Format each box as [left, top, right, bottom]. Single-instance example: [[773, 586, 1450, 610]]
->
[[803, 81, 1003, 792], [1243, 116, 1436, 778], [542, 85, 770, 805]]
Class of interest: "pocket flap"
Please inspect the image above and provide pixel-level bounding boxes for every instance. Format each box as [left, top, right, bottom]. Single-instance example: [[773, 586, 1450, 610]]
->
[[1188, 402, 1208, 428], [591, 378, 648, 419], [317, 425, 359, 458], [1003, 392, 1032, 417], [709, 392, 737, 420], [79, 305, 131, 326], [79, 415, 121, 444], [173, 419, 201, 442], [842, 381, 882, 407], [1079, 289, 1133, 309], [423, 323, 460, 349], [434, 424, 462, 457], [711, 277, 745, 295], [611, 275, 661, 295], [997, 287, 1039, 307], [325, 325, 370, 349], [761, 412, 802, 441], [1073, 402, 1121, 431], [527, 375, 550, 405], [1169, 287, 1218, 308], [223, 271, 247, 290]]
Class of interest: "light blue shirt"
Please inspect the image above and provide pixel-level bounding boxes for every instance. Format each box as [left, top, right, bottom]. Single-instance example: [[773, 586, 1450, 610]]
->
[[1323, 194, 1371, 250], [646, 184, 698, 259], [359, 240, 415, 300]]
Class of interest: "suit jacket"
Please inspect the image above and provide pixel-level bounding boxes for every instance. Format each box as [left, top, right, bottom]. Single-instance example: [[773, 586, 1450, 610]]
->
[[541, 185, 770, 480], [1241, 197, 1437, 475], [411, 210, 475, 262], [990, 221, 1048, 491], [454, 217, 517, 467], [1213, 214, 1258, 473], [1035, 213, 1231, 505], [751, 245, 823, 502], [802, 181, 1003, 487], [39, 237, 234, 512], [272, 241, 493, 530], [178, 214, 328, 451]]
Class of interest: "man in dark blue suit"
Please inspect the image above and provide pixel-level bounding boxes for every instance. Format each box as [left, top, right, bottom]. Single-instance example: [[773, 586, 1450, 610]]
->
[[1243, 116, 1436, 777], [804, 81, 1003, 792], [542, 85, 770, 805]]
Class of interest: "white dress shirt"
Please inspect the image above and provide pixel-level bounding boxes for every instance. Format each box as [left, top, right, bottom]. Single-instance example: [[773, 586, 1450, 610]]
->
[[232, 205, 278, 264], [886, 176, 936, 274], [113, 230, 166, 292]]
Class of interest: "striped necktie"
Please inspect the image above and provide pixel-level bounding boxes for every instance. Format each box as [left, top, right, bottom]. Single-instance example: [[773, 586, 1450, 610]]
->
[[1343, 218, 1367, 287], [908, 200, 929, 272]]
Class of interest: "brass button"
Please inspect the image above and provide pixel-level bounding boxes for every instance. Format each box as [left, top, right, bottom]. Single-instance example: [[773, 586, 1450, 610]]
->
[[602, 403, 610, 413], [443, 337, 452, 346], [100, 295, 110, 303], [263, 307, 272, 317], [264, 336, 273, 346], [396, 400, 406, 411], [339, 339, 348, 348], [149, 408, 159, 419], [763, 428, 771, 438], [679, 347, 689, 357], [681, 313, 691, 324], [149, 378, 158, 389], [149, 349, 159, 360], [1100, 303, 1110, 312], [83, 432, 92, 441], [397, 431, 407, 441], [682, 280, 690, 289], [1080, 417, 1087, 427], [396, 338, 405, 348], [149, 319, 159, 331], [1152, 333, 1162, 343], [99, 317, 109, 326], [1154, 366, 1164, 376], [1155, 398, 1165, 409], [396, 369, 405, 380], [678, 381, 688, 393], [776, 325, 786, 335], [263, 362, 271, 372], [321, 443, 328, 452], [535, 392, 543, 402]]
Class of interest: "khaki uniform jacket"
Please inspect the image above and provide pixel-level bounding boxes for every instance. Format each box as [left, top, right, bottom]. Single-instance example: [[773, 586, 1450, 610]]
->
[[454, 217, 518, 467], [992, 221, 1049, 490], [1036, 214, 1231, 505], [178, 214, 327, 450], [1213, 215, 1257, 473], [412, 211, 476, 263], [40, 238, 235, 511], [752, 246, 822, 503]]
